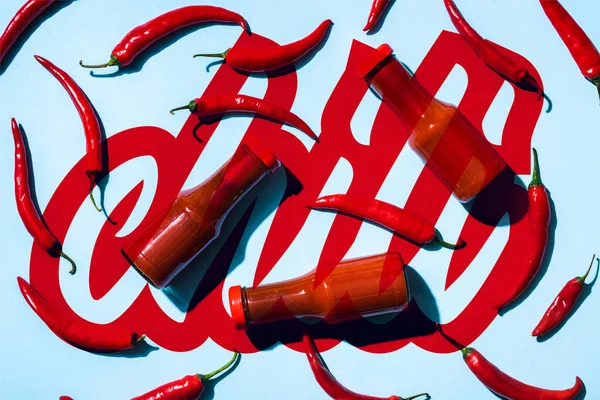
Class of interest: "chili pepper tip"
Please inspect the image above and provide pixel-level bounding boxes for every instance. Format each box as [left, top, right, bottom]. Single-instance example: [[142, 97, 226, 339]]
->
[[198, 351, 239, 382], [529, 148, 543, 188], [89, 191, 102, 212], [193, 49, 229, 59], [60, 252, 77, 275], [169, 100, 198, 115], [79, 56, 119, 69], [578, 254, 597, 284]]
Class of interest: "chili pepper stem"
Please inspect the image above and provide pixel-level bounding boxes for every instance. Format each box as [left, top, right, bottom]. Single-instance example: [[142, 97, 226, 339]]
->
[[595, 79, 600, 103], [198, 351, 239, 381], [60, 251, 77, 275], [89, 191, 102, 212], [79, 56, 119, 69], [460, 347, 473, 358], [529, 148, 542, 188], [193, 49, 229, 59], [169, 100, 198, 115], [578, 254, 596, 284], [435, 234, 466, 250], [132, 334, 147, 345], [403, 393, 430, 400]]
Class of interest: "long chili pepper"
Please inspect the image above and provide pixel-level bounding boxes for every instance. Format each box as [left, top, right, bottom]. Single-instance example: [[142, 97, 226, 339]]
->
[[194, 19, 332, 72], [540, 0, 600, 100], [17, 277, 145, 351], [444, 0, 550, 111], [170, 94, 319, 142], [309, 195, 465, 249], [364, 0, 393, 32], [461, 347, 583, 399], [0, 0, 56, 66], [35, 55, 103, 212], [79, 6, 248, 70], [303, 333, 429, 400], [500, 148, 551, 309], [132, 352, 239, 400], [532, 254, 596, 337], [12, 118, 76, 275]]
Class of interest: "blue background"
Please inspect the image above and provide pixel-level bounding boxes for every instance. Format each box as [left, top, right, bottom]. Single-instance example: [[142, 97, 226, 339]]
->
[[1, 0, 599, 399]]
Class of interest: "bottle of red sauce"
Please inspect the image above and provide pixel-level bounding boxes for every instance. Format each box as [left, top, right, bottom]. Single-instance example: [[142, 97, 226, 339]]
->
[[359, 44, 506, 203], [122, 136, 280, 288], [229, 252, 409, 330]]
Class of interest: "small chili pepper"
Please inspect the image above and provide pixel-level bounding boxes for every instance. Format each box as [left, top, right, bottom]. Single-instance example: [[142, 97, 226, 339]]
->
[[540, 0, 600, 100], [461, 347, 583, 399], [532, 254, 597, 337], [35, 55, 103, 212], [79, 5, 248, 69], [0, 0, 56, 66], [194, 19, 332, 72], [364, 0, 393, 32], [500, 148, 550, 309], [303, 332, 429, 400], [169, 94, 319, 142], [17, 277, 145, 351], [309, 195, 465, 249], [444, 0, 550, 111], [132, 352, 239, 400], [12, 118, 76, 274], [59, 397, 73, 400]]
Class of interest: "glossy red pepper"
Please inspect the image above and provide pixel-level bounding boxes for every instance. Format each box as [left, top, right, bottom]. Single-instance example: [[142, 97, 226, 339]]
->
[[303, 332, 429, 400], [169, 94, 319, 142], [0, 0, 56, 66], [461, 347, 583, 399], [12, 118, 76, 274], [500, 148, 550, 309], [131, 352, 239, 400], [444, 0, 549, 110], [532, 254, 596, 337], [194, 19, 332, 72], [17, 277, 145, 351], [540, 0, 600, 99], [35, 55, 103, 211], [309, 195, 465, 249], [364, 0, 393, 32], [79, 6, 248, 69]]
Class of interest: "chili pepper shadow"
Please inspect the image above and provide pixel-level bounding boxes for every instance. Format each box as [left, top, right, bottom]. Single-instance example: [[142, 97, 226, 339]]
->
[[0, 0, 74, 75], [162, 167, 302, 312], [536, 257, 599, 342], [100, 339, 159, 359], [499, 190, 558, 316], [89, 22, 248, 78], [198, 353, 242, 400], [364, 0, 396, 36]]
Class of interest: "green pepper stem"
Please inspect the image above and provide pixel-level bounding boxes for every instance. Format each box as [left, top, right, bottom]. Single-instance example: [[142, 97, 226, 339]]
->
[[199, 352, 239, 381], [89, 191, 102, 212], [79, 56, 119, 69], [132, 334, 147, 345], [193, 49, 229, 59], [579, 254, 597, 284], [169, 100, 198, 115], [404, 393, 430, 400], [60, 251, 77, 275], [460, 347, 473, 359], [435, 234, 466, 250], [529, 148, 542, 188]]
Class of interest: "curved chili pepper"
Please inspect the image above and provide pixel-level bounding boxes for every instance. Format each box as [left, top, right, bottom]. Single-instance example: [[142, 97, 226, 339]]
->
[[12, 118, 76, 274], [79, 6, 248, 69], [132, 352, 239, 400], [444, 0, 550, 111], [532, 254, 596, 337], [461, 347, 583, 399], [35, 55, 103, 212], [170, 94, 319, 142], [309, 195, 465, 249], [500, 148, 550, 309], [17, 277, 145, 351], [364, 0, 393, 32], [194, 19, 332, 72], [0, 0, 56, 66], [59, 397, 74, 400], [304, 332, 429, 400], [540, 0, 600, 100]]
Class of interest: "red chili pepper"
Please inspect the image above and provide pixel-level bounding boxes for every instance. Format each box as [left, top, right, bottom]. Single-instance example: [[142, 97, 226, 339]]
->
[[461, 347, 583, 399], [79, 6, 248, 69], [364, 0, 393, 32], [303, 332, 429, 400], [59, 397, 73, 400], [132, 352, 239, 400], [532, 254, 596, 337], [309, 195, 465, 249], [443, 0, 549, 111], [12, 118, 76, 274], [194, 19, 332, 72], [500, 148, 550, 309], [0, 0, 56, 66], [35, 55, 103, 212], [540, 0, 600, 100], [17, 276, 145, 351], [169, 94, 319, 142]]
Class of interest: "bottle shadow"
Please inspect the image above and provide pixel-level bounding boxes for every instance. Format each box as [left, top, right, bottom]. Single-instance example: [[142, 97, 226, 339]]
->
[[365, 0, 396, 35], [0, 0, 74, 75]]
